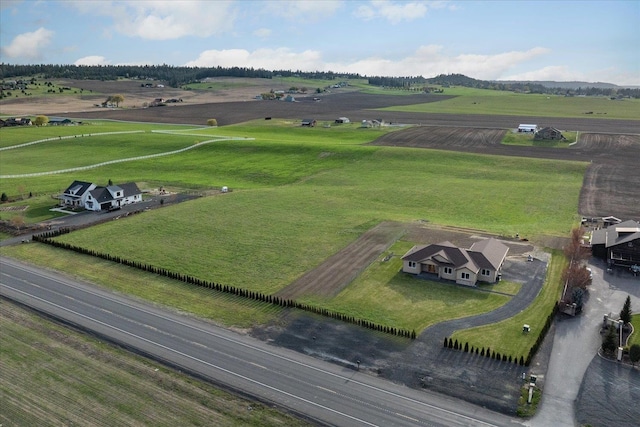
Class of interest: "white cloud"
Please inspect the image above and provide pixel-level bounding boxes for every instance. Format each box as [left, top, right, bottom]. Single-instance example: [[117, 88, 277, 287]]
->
[[354, 0, 429, 24], [184, 44, 551, 80], [505, 66, 640, 86], [503, 66, 582, 82], [68, 0, 236, 40], [0, 27, 54, 60], [325, 45, 551, 79], [253, 28, 272, 38], [185, 48, 323, 70], [74, 55, 111, 66], [262, 0, 342, 20]]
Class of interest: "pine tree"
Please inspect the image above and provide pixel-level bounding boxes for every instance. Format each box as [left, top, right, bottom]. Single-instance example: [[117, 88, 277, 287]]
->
[[620, 295, 632, 325]]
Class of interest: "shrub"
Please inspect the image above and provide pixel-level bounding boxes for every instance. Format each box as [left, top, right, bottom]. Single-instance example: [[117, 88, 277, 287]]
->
[[207, 118, 218, 126]]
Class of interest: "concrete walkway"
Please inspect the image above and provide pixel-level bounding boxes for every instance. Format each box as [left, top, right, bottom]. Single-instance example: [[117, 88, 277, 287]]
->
[[526, 260, 640, 427]]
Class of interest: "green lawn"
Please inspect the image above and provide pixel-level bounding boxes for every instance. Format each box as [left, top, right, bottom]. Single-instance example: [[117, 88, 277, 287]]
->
[[377, 87, 640, 120], [298, 241, 514, 332], [0, 244, 281, 328], [628, 315, 640, 348], [451, 250, 567, 360]]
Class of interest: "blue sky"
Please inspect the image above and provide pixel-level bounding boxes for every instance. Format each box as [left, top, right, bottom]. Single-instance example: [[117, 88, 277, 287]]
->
[[1, 0, 638, 85]]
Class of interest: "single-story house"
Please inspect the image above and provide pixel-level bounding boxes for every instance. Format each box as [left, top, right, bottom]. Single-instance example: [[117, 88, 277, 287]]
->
[[48, 118, 73, 126], [335, 117, 350, 124], [534, 127, 566, 140], [518, 124, 538, 133], [59, 181, 142, 212], [590, 220, 640, 268], [301, 119, 317, 127], [402, 238, 509, 286]]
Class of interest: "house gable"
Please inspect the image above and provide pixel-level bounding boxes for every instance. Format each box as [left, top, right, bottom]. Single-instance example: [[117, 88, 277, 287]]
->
[[402, 238, 509, 286], [60, 180, 143, 212]]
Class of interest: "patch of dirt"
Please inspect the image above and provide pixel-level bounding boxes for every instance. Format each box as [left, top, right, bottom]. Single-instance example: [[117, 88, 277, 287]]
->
[[368, 126, 507, 149], [0, 77, 287, 116], [277, 221, 406, 299]]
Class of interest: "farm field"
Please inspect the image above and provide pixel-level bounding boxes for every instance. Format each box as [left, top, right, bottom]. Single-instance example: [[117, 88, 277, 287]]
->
[[2, 81, 639, 418], [0, 300, 309, 427], [378, 87, 640, 120]]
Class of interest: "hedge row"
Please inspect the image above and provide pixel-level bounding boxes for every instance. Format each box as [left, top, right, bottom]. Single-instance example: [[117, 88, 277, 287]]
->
[[34, 229, 416, 340], [443, 303, 559, 366]]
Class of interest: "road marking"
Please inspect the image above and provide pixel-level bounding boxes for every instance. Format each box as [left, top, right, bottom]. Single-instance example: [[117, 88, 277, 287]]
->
[[1, 259, 502, 426], [0, 280, 380, 427]]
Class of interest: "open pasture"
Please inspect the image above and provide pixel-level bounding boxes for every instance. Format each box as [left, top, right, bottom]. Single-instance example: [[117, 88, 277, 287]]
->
[[378, 87, 640, 120], [52, 131, 585, 298]]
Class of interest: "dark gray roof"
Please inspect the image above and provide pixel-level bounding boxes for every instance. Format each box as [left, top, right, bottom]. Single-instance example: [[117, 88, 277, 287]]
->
[[592, 220, 640, 248], [63, 180, 93, 197], [118, 182, 141, 197], [403, 238, 508, 272]]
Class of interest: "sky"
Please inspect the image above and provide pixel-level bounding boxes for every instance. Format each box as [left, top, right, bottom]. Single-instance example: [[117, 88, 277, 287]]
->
[[1, 0, 639, 86]]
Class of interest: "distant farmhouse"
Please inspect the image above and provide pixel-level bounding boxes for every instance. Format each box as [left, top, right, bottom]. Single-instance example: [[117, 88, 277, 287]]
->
[[591, 219, 640, 268], [60, 180, 142, 212], [534, 127, 566, 141], [402, 238, 509, 286], [0, 117, 32, 127]]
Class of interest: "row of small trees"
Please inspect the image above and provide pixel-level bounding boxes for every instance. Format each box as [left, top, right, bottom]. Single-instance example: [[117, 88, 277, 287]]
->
[[443, 338, 527, 366], [444, 303, 559, 367], [33, 229, 417, 340]]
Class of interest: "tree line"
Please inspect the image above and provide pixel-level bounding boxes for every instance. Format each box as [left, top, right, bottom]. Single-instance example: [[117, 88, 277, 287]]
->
[[32, 228, 416, 340], [0, 64, 361, 88], [370, 73, 640, 98]]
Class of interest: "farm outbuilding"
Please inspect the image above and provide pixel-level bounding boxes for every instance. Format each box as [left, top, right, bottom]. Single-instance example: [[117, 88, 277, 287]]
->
[[335, 117, 350, 124], [518, 124, 538, 133], [301, 119, 316, 127], [534, 127, 566, 141]]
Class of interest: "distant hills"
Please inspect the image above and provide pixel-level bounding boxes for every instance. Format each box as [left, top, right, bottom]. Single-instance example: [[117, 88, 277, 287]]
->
[[495, 80, 638, 90], [0, 64, 637, 97]]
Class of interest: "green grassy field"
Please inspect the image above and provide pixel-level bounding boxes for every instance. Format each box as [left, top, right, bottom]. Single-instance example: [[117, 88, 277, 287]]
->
[[0, 300, 308, 427], [378, 87, 640, 120], [298, 241, 519, 331], [1, 112, 586, 346]]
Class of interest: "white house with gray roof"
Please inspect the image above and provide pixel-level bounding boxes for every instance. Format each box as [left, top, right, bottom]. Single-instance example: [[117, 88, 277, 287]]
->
[[60, 181, 142, 212], [401, 238, 509, 286]]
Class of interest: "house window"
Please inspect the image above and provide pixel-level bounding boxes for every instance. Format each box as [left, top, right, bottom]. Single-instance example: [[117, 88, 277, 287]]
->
[[481, 269, 491, 276], [408, 261, 416, 268], [444, 267, 452, 275], [461, 272, 470, 280]]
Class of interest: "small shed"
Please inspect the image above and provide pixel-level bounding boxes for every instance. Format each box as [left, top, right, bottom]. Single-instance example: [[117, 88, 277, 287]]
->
[[335, 117, 350, 124], [534, 127, 566, 141], [518, 124, 538, 133], [301, 119, 316, 127]]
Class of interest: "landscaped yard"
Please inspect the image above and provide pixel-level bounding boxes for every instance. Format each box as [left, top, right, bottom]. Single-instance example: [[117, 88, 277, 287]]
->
[[451, 250, 567, 360]]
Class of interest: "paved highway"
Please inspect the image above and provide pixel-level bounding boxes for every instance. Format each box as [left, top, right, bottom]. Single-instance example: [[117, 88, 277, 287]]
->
[[0, 256, 523, 427]]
